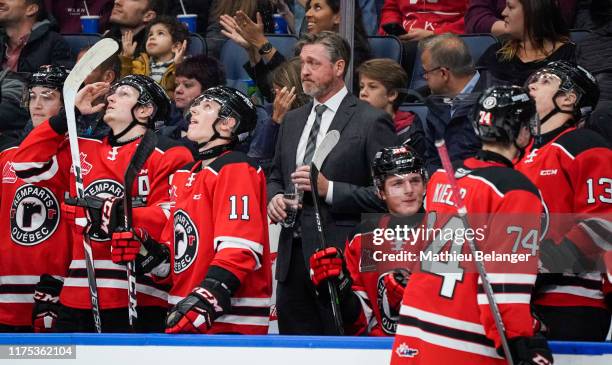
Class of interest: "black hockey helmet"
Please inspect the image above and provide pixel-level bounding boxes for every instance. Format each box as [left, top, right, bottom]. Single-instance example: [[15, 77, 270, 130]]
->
[[190, 86, 257, 137], [472, 85, 535, 144], [29, 65, 69, 90], [525, 61, 599, 125], [111, 74, 171, 124], [372, 145, 426, 193]]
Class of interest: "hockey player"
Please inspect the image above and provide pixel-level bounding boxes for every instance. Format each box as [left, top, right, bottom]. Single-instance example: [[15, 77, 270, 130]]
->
[[0, 65, 72, 332], [11, 75, 193, 332], [308, 145, 425, 336], [109, 86, 272, 334], [391, 86, 552, 365], [518, 61, 612, 341]]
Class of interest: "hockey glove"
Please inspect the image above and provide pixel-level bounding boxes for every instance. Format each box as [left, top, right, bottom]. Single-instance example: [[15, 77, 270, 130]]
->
[[64, 195, 124, 239], [499, 334, 553, 365], [309, 247, 353, 300], [165, 278, 231, 334], [111, 228, 170, 277], [540, 238, 594, 273], [382, 269, 410, 312], [32, 274, 63, 333]]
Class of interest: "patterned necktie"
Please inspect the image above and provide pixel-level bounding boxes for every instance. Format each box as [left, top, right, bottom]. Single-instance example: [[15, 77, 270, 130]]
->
[[302, 104, 327, 165]]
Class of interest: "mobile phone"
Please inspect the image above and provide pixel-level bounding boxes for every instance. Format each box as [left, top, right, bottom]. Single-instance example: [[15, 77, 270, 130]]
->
[[382, 22, 407, 36]]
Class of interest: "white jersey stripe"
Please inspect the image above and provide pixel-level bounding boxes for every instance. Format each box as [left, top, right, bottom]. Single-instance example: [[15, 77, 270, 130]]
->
[[12, 156, 59, 183], [539, 285, 604, 299], [0, 275, 41, 285], [63, 278, 168, 301], [477, 293, 532, 305], [217, 314, 269, 326], [0, 294, 34, 303], [168, 295, 270, 308], [70, 259, 124, 270], [396, 324, 502, 359], [400, 305, 486, 335], [480, 274, 537, 284]]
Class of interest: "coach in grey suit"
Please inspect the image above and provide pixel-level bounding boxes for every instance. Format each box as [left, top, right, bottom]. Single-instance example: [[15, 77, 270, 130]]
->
[[267, 31, 398, 335]]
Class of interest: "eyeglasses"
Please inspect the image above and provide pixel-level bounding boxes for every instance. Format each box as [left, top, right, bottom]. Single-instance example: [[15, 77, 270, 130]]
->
[[419, 66, 443, 78]]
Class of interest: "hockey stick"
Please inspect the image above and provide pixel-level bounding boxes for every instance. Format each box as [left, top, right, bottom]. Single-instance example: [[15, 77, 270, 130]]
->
[[122, 129, 158, 328], [309, 130, 343, 335], [63, 38, 119, 333], [435, 139, 514, 365]]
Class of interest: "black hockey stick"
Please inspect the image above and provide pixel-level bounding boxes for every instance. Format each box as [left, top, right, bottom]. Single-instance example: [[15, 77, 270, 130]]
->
[[435, 139, 514, 365], [122, 129, 158, 328], [309, 130, 343, 335], [64, 38, 119, 333]]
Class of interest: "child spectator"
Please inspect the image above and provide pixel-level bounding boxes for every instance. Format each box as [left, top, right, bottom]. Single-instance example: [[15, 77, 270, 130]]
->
[[120, 15, 189, 98]]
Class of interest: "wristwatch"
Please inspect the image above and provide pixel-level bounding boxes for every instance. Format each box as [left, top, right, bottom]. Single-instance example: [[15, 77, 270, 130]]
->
[[258, 42, 273, 55]]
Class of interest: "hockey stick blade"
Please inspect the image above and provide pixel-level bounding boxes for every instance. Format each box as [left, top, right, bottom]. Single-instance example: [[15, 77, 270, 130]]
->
[[63, 38, 119, 334], [309, 130, 343, 335], [312, 130, 340, 170], [435, 138, 513, 365]]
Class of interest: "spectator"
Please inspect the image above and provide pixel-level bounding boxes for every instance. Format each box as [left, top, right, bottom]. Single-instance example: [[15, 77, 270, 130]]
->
[[44, 0, 113, 34], [248, 57, 310, 172], [0, 0, 71, 73], [0, 69, 29, 139], [477, 0, 575, 86], [168, 54, 226, 136], [120, 15, 189, 98], [220, 0, 372, 100], [357, 58, 425, 154], [293, 0, 379, 35], [419, 33, 484, 175], [577, 0, 612, 140], [378, 0, 468, 39], [75, 46, 121, 138], [104, 0, 166, 55], [167, 0, 214, 35], [206, 0, 275, 58], [465, 0, 577, 36], [266, 31, 397, 335]]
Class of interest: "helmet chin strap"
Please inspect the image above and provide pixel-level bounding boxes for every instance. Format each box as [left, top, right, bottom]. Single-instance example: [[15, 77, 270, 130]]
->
[[196, 117, 235, 151], [109, 106, 147, 145]]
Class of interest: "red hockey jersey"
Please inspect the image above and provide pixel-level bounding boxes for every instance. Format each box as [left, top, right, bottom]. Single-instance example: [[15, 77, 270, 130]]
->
[[12, 119, 193, 310], [0, 135, 72, 326], [344, 214, 421, 336], [379, 0, 468, 35], [391, 152, 543, 365], [516, 126, 611, 309], [164, 151, 271, 334]]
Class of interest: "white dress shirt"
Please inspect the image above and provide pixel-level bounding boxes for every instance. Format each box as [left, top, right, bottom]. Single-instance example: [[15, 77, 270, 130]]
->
[[295, 86, 348, 204]]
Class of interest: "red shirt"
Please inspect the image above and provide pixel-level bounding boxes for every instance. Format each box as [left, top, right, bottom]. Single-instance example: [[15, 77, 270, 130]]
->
[[379, 0, 468, 35]]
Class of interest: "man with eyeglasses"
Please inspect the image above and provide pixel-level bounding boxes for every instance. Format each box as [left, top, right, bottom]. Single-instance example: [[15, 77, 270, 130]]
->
[[417, 33, 488, 175]]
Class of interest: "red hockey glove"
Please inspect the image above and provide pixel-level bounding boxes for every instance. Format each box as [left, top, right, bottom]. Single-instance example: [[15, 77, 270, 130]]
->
[[111, 228, 171, 277], [111, 228, 146, 264], [32, 274, 63, 333], [382, 269, 410, 312], [309, 247, 353, 300], [165, 278, 231, 334], [500, 334, 553, 365]]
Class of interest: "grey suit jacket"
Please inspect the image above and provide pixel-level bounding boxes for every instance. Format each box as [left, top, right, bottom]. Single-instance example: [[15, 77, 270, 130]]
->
[[267, 93, 398, 282]]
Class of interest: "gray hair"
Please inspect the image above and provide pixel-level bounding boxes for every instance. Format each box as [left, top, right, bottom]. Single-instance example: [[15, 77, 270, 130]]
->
[[418, 33, 475, 77], [296, 31, 351, 77]]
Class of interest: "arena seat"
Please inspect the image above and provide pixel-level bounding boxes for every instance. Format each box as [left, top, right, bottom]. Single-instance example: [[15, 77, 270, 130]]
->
[[570, 29, 593, 43], [409, 34, 498, 89], [368, 35, 403, 64], [398, 102, 428, 139], [63, 33, 102, 60], [220, 34, 298, 93], [187, 33, 207, 57]]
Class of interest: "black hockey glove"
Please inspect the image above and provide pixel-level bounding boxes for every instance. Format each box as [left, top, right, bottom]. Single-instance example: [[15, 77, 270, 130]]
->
[[64, 195, 124, 240], [540, 238, 594, 273], [499, 334, 554, 365], [165, 278, 232, 334], [32, 274, 63, 333]]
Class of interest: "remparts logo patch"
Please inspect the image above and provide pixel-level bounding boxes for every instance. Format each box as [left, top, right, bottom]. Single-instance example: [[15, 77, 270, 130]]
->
[[11, 185, 60, 245], [173, 209, 198, 273]]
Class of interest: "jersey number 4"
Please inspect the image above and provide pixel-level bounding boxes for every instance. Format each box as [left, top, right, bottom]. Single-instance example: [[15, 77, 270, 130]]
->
[[229, 195, 250, 221]]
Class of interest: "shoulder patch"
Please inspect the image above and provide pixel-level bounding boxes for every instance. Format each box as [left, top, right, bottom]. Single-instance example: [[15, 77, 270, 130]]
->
[[470, 167, 540, 198], [554, 128, 610, 158], [208, 151, 260, 173]]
